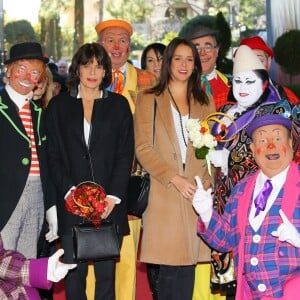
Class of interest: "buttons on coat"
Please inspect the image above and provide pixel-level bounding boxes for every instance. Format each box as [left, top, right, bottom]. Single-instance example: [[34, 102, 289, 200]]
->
[[253, 234, 261, 243], [250, 257, 258, 266], [21, 158, 29, 165], [258, 283, 266, 292]]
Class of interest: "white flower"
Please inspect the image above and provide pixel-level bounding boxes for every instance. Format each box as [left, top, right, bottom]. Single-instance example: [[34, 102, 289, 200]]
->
[[202, 134, 217, 148], [186, 118, 200, 132], [186, 118, 217, 152]]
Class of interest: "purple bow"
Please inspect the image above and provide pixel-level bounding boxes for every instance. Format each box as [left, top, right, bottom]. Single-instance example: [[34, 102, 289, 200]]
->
[[254, 179, 273, 217]]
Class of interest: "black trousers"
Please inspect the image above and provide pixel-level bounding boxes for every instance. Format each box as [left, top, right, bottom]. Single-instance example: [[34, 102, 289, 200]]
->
[[61, 234, 116, 300], [158, 265, 195, 300]]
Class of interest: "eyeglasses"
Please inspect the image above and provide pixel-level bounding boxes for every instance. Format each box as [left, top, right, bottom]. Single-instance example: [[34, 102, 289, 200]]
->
[[194, 44, 217, 53], [101, 37, 130, 47]]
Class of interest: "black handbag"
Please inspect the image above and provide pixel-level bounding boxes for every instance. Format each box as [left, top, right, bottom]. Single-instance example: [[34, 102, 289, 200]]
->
[[127, 99, 157, 218], [72, 221, 120, 262], [127, 173, 150, 218]]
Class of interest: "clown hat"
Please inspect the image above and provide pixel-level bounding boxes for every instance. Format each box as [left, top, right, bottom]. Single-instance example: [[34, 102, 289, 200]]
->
[[95, 19, 133, 36], [5, 42, 49, 64], [246, 113, 292, 137], [233, 45, 265, 76], [240, 36, 273, 58], [183, 25, 219, 41]]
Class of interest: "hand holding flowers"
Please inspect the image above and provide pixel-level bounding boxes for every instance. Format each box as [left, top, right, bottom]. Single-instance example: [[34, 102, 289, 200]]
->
[[65, 182, 108, 227], [186, 112, 235, 175]]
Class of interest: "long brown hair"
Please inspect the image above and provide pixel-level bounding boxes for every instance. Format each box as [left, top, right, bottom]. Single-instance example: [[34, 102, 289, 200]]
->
[[146, 37, 209, 105]]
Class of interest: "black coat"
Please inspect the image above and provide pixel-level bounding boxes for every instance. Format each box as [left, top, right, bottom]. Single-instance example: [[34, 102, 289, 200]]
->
[[0, 89, 56, 230], [45, 89, 134, 235]]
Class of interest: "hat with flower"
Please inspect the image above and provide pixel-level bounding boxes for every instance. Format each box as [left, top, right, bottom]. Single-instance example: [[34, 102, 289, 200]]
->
[[233, 45, 265, 76]]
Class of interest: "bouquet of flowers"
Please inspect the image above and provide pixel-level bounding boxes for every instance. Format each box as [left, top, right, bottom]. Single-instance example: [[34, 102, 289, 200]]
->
[[65, 181, 108, 226], [186, 112, 234, 175]]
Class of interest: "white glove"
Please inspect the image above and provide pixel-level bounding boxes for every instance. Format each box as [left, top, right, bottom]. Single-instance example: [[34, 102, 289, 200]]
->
[[192, 176, 213, 222], [47, 249, 77, 282], [45, 205, 59, 242], [208, 149, 230, 176], [271, 209, 300, 248]]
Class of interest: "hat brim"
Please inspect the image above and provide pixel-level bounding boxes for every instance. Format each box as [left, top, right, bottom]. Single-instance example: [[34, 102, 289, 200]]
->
[[246, 114, 292, 137], [95, 19, 133, 36], [5, 55, 49, 65], [185, 27, 219, 41]]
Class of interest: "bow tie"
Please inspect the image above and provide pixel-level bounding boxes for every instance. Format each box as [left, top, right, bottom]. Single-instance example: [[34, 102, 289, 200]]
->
[[254, 179, 273, 217]]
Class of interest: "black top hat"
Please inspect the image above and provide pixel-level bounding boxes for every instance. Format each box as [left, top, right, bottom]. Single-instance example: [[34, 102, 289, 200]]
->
[[5, 42, 49, 64], [184, 25, 219, 41]]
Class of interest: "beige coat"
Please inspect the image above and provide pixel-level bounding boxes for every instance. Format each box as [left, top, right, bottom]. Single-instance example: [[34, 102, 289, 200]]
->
[[134, 90, 215, 265]]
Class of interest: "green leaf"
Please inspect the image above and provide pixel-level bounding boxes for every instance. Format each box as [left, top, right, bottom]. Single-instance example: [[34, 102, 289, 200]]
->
[[195, 146, 209, 159]]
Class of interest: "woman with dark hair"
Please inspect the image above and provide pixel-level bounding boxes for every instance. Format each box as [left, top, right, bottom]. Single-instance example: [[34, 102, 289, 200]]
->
[[45, 43, 134, 300], [141, 42, 166, 79], [134, 37, 215, 299]]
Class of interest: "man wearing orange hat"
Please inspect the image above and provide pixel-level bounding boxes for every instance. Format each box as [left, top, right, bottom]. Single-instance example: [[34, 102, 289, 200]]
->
[[95, 19, 156, 300], [240, 36, 299, 105], [95, 19, 156, 112]]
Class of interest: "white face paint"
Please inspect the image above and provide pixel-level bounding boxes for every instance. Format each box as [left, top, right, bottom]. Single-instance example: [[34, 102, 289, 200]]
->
[[232, 71, 264, 110]]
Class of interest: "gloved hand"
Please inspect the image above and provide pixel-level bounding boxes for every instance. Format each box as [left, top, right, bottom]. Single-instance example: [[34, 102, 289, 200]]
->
[[47, 249, 77, 282], [192, 176, 213, 222], [271, 209, 300, 248], [45, 205, 59, 243], [208, 148, 230, 176]]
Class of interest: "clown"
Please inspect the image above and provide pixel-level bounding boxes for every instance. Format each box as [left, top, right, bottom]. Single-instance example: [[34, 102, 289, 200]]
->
[[205, 45, 300, 296], [0, 42, 57, 259], [193, 113, 300, 299]]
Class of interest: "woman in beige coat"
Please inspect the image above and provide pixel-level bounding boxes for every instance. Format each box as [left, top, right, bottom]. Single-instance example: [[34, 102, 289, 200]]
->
[[134, 37, 215, 300]]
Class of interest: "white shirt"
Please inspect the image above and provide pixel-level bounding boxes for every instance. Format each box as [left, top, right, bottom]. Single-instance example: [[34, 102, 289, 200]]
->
[[206, 68, 218, 81], [171, 103, 188, 164], [249, 166, 289, 231], [5, 84, 33, 109]]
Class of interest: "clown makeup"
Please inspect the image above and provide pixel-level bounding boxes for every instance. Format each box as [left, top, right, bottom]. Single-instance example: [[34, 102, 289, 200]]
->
[[250, 124, 293, 177], [99, 27, 130, 69], [232, 70, 263, 110], [7, 59, 44, 95]]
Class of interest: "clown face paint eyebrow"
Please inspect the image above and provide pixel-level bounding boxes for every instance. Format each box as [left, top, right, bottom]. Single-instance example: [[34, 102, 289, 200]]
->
[[232, 70, 263, 109]]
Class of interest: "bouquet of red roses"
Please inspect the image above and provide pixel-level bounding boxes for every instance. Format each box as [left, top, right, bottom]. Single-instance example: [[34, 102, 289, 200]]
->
[[65, 181, 108, 226]]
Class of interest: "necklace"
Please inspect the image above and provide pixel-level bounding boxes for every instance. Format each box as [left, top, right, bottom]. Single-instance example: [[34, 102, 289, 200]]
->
[[168, 87, 190, 147]]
